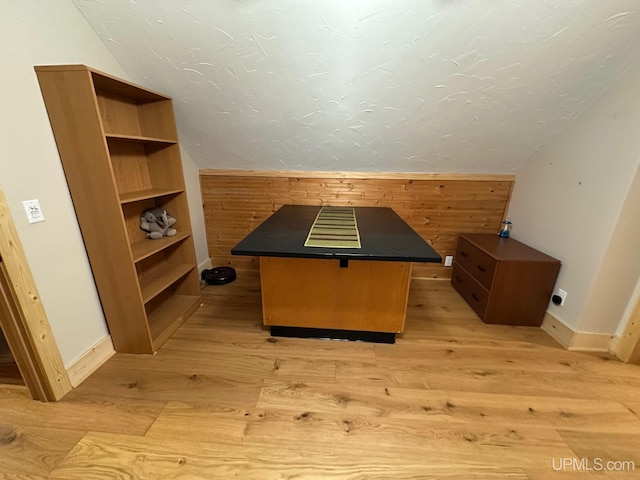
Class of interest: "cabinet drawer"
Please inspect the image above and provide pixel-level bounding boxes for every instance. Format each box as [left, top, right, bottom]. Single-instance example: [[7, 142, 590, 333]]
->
[[455, 237, 497, 290], [451, 263, 489, 319]]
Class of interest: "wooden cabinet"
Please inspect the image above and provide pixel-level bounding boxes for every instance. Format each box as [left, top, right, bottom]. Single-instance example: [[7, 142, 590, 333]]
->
[[451, 233, 560, 326], [259, 257, 412, 333], [35, 65, 201, 354]]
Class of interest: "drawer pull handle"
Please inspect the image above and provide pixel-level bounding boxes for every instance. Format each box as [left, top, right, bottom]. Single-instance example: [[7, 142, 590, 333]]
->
[[471, 293, 480, 302], [455, 276, 463, 283], [477, 265, 486, 272], [461, 251, 468, 257]]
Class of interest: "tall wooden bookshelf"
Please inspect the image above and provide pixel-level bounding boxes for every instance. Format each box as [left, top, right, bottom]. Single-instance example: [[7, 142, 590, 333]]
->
[[35, 64, 201, 354]]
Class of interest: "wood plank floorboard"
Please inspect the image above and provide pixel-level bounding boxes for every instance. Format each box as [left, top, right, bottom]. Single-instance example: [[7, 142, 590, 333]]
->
[[0, 415, 84, 477], [0, 385, 164, 436], [47, 432, 530, 480], [1, 271, 638, 479], [256, 382, 640, 434], [624, 402, 640, 421], [146, 400, 576, 469], [0, 386, 164, 476], [557, 430, 640, 465]]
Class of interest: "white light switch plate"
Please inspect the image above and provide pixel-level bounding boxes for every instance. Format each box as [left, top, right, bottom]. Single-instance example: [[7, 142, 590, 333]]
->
[[444, 255, 453, 266], [22, 199, 45, 224]]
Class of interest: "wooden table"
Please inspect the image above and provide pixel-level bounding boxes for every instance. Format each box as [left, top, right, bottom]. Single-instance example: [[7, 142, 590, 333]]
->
[[231, 205, 441, 341]]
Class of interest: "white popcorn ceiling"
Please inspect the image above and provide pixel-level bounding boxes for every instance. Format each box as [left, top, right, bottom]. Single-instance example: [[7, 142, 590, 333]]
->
[[72, 0, 640, 173]]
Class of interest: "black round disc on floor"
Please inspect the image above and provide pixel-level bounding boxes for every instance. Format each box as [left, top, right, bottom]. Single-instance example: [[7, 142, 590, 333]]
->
[[201, 266, 236, 285]]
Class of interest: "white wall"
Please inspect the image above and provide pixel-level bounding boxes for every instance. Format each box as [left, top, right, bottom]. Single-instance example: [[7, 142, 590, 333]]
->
[[583, 164, 640, 334], [0, 0, 208, 366], [180, 146, 209, 267], [507, 58, 640, 336]]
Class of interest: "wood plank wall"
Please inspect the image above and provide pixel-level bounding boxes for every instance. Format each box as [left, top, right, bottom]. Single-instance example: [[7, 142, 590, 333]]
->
[[200, 170, 515, 279]]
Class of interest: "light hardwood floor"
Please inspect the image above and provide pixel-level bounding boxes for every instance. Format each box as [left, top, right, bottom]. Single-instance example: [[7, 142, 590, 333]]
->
[[1, 271, 639, 479]]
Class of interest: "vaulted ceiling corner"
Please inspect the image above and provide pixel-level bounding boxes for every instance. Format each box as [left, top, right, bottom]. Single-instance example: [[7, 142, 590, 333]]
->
[[72, 0, 640, 173]]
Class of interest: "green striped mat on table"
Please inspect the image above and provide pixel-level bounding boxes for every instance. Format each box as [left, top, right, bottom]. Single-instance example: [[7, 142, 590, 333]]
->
[[304, 206, 361, 249]]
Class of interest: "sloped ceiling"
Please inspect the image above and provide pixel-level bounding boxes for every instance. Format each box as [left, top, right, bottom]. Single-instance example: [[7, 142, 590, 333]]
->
[[72, 0, 640, 173]]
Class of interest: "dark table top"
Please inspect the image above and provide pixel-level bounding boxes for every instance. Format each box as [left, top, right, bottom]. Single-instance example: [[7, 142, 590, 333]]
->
[[231, 205, 442, 263]]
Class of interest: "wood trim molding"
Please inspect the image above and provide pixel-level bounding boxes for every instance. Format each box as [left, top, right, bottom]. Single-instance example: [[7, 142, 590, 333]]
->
[[569, 333, 614, 352], [199, 168, 516, 182], [0, 189, 72, 400], [541, 312, 572, 348], [0, 261, 50, 397], [614, 291, 640, 363], [542, 311, 613, 353], [66, 335, 115, 388]]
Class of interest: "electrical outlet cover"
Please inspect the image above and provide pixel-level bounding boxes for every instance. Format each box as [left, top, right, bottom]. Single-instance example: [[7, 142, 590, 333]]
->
[[557, 288, 567, 306], [22, 199, 45, 224]]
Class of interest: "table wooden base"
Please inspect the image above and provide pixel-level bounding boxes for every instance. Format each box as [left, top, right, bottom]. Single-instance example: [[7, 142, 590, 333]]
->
[[259, 257, 412, 333]]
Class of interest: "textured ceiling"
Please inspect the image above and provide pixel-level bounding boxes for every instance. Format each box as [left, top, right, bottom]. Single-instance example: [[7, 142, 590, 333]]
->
[[72, 0, 640, 173]]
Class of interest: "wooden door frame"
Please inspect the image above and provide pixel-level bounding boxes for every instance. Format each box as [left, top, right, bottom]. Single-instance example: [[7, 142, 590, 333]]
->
[[615, 289, 640, 364], [0, 188, 71, 400]]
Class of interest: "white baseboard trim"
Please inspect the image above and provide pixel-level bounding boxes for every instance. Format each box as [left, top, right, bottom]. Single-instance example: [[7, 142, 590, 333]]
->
[[198, 258, 213, 275], [66, 335, 115, 388], [541, 312, 572, 348], [568, 332, 615, 352], [541, 312, 614, 352]]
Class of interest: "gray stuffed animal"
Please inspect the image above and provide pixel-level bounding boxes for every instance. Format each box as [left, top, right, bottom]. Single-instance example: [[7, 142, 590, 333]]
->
[[140, 207, 177, 239]]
